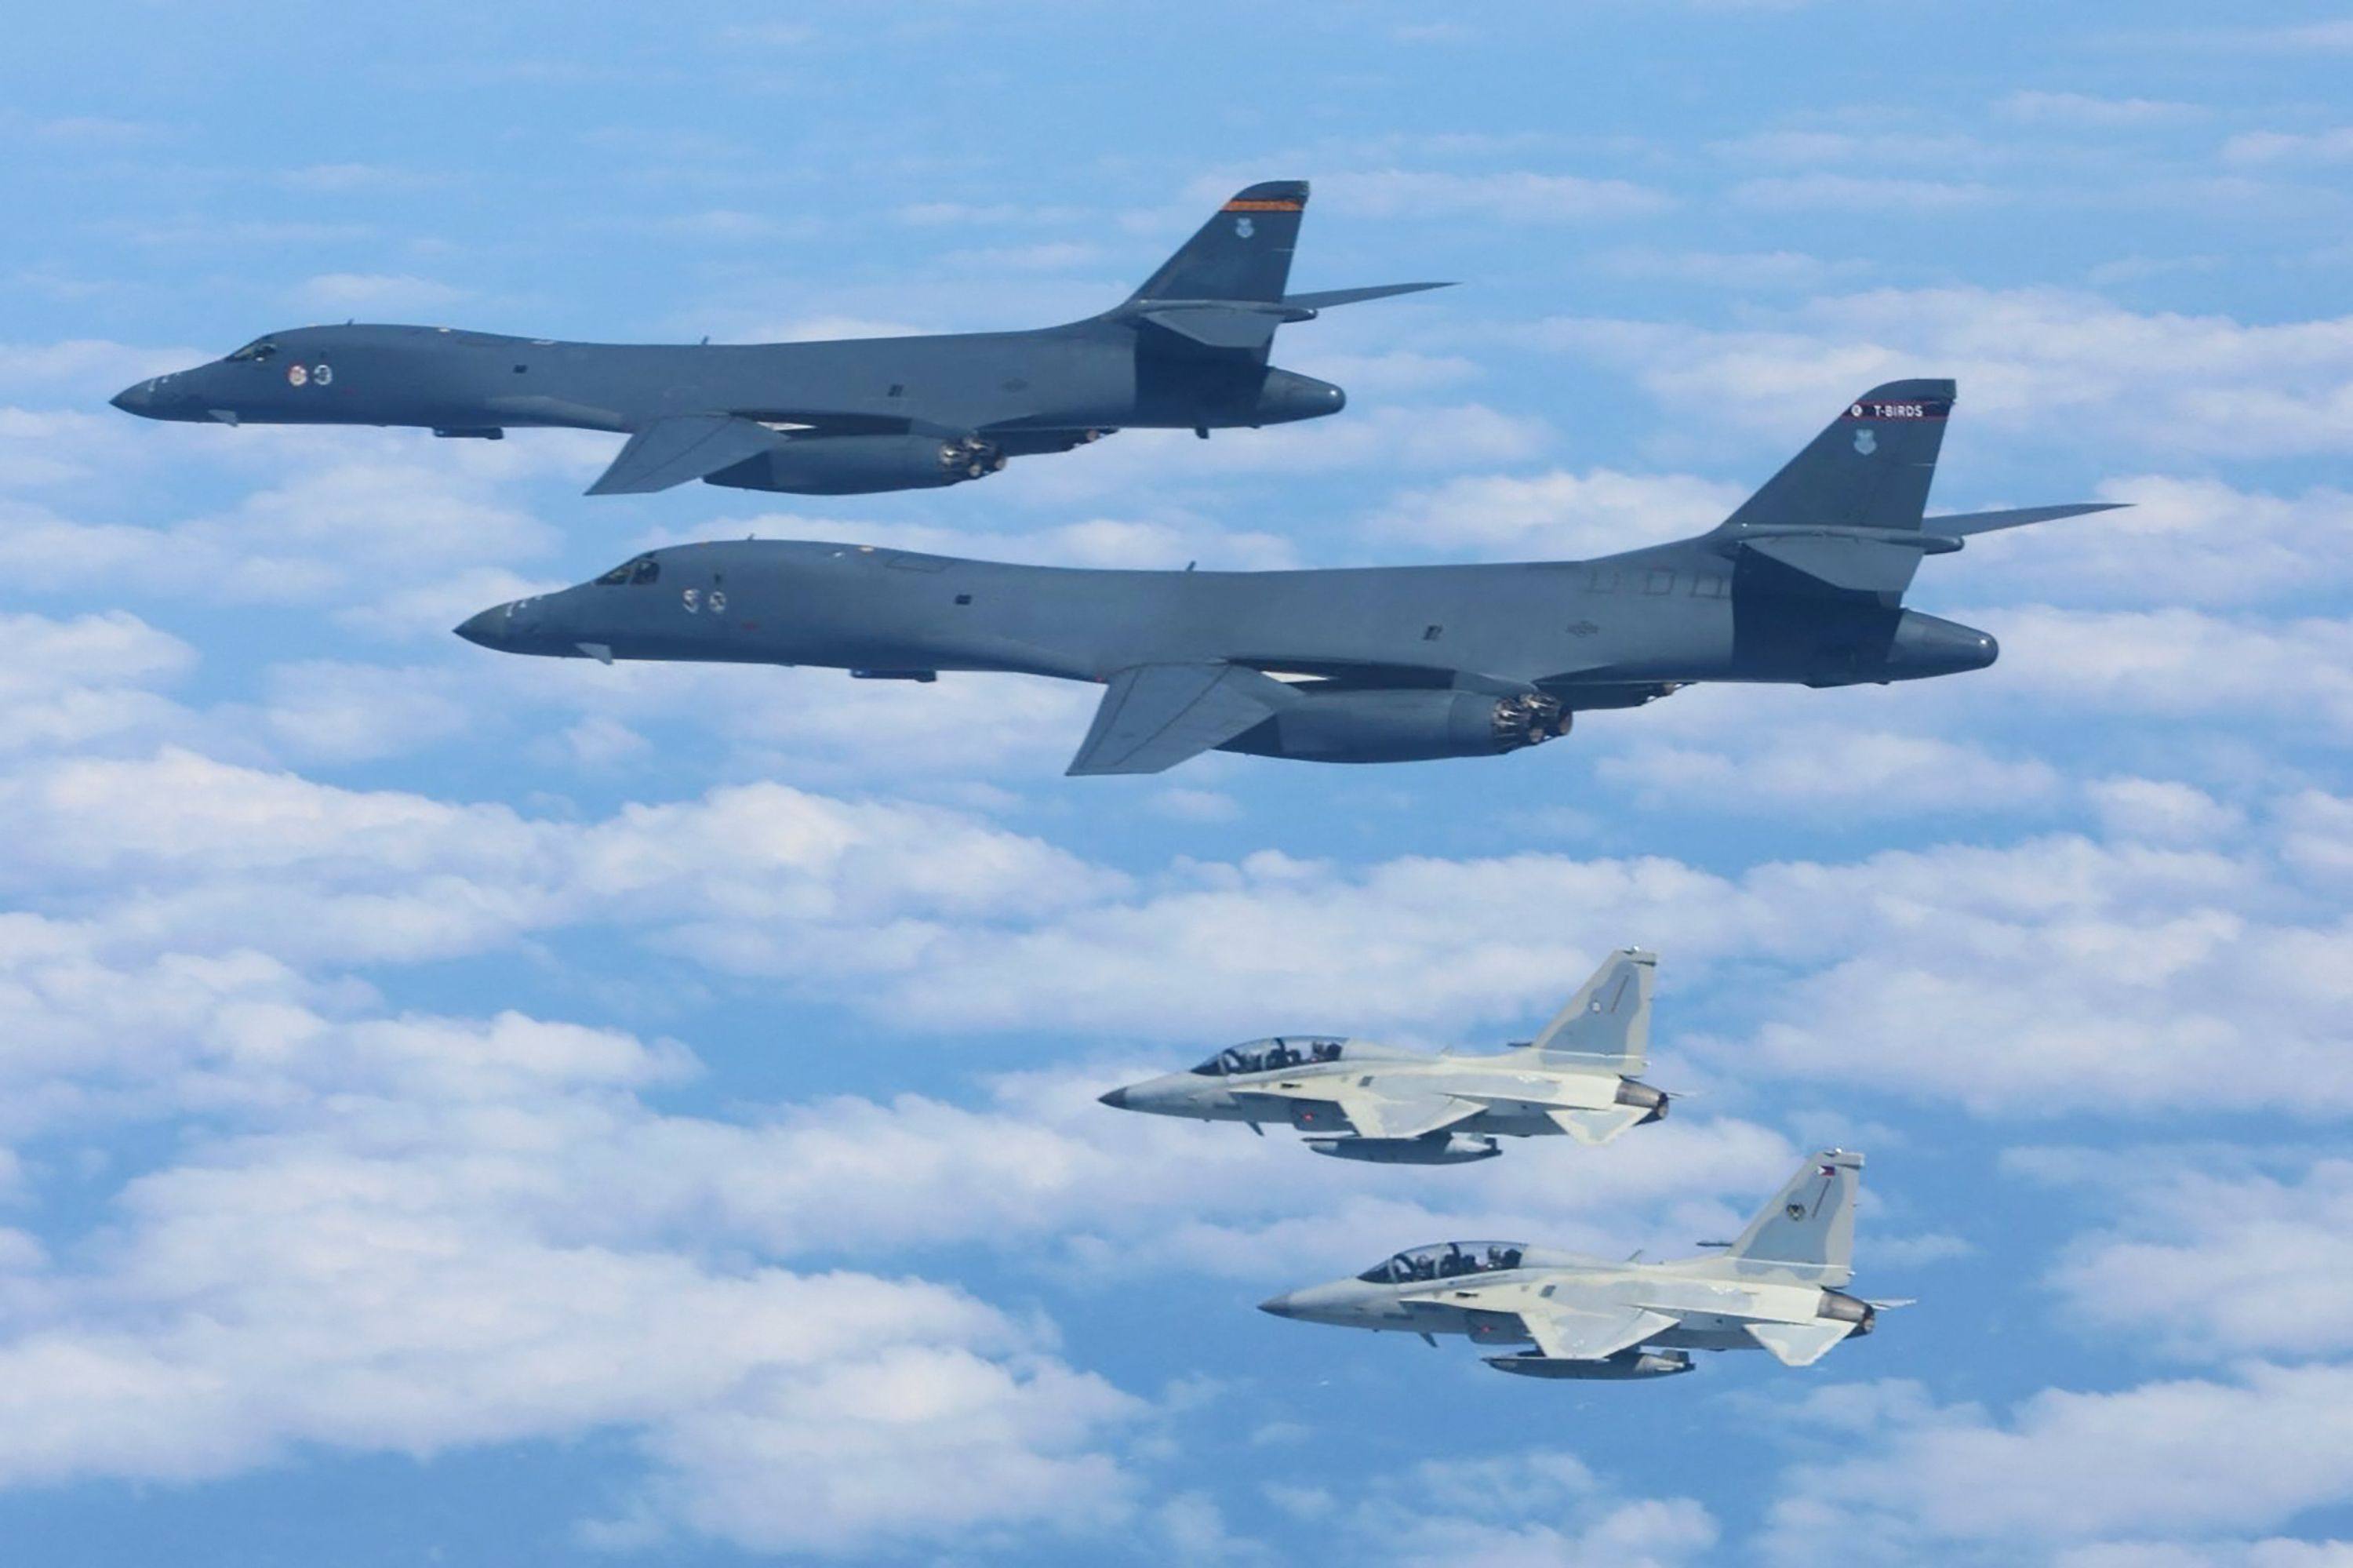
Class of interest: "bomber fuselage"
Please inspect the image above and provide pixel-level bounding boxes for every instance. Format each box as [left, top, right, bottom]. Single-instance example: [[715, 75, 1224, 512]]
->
[[454, 535, 1998, 697], [107, 320, 1342, 438]]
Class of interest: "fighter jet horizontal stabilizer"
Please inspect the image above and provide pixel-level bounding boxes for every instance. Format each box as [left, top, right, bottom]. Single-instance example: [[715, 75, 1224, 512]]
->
[[1744, 1319, 1857, 1367]]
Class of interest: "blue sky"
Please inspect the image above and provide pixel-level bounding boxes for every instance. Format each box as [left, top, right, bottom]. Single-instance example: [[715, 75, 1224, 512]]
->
[[3, 2, 2351, 1563]]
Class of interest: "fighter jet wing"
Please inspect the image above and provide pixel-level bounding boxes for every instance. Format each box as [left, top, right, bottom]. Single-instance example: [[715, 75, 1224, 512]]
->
[[1065, 663, 1294, 777], [586, 414, 784, 495], [1319, 1087, 1480, 1141], [1744, 1319, 1857, 1367], [1520, 1304, 1678, 1361]]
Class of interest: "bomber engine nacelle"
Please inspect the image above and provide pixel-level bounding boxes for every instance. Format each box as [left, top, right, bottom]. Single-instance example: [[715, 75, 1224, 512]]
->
[[1224, 689, 1571, 765], [704, 433, 1006, 496]]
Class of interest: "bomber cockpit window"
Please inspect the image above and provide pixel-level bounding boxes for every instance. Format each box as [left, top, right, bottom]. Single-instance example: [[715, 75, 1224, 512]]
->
[[1187, 1036, 1347, 1076], [224, 338, 279, 362], [1355, 1241, 1527, 1285], [596, 554, 661, 586]]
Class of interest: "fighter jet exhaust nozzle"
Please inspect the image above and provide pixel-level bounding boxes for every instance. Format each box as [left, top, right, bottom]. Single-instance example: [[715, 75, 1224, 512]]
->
[[1818, 1290, 1875, 1336], [1613, 1080, 1668, 1124], [1222, 689, 1571, 764], [1486, 1349, 1695, 1380], [1307, 1132, 1502, 1165]]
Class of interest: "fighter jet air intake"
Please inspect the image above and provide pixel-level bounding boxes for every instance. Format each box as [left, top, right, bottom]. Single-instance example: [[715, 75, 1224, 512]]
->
[[108, 181, 1448, 495], [454, 379, 2119, 773], [1259, 1150, 1907, 1380], [1100, 948, 1668, 1162]]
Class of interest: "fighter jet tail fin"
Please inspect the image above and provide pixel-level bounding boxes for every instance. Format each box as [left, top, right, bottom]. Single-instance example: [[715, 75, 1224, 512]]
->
[[1524, 948, 1656, 1071], [1716, 380, 1955, 537], [1126, 181, 1307, 306], [1711, 1148, 1862, 1286]]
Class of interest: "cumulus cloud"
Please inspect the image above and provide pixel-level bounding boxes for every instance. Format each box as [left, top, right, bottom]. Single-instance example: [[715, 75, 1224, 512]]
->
[[1536, 288, 2353, 459], [1760, 1367, 2353, 1563], [1369, 467, 1741, 558], [0, 1003, 1147, 1553], [2018, 1148, 2353, 1360]]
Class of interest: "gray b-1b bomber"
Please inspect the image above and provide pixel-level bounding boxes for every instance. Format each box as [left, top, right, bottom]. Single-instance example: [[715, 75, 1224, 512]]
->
[[454, 377, 2117, 773], [108, 180, 1446, 497], [1259, 1149, 1905, 1380], [1098, 948, 1669, 1163]]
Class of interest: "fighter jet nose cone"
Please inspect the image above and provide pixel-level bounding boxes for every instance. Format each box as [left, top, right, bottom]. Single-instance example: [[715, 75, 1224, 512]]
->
[[453, 608, 504, 648], [110, 383, 147, 415], [1096, 1087, 1130, 1109], [1257, 1294, 1296, 1319]]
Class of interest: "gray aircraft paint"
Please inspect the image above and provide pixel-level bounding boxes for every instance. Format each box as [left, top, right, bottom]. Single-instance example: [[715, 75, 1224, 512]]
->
[[1258, 1150, 1902, 1379], [107, 181, 1448, 496], [1100, 948, 1669, 1162], [455, 378, 2119, 773]]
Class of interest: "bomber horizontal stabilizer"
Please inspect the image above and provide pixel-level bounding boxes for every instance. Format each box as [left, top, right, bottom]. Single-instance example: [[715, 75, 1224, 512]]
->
[[1281, 282, 1457, 311], [1065, 662, 1296, 776], [1924, 502, 2129, 537], [587, 414, 784, 495]]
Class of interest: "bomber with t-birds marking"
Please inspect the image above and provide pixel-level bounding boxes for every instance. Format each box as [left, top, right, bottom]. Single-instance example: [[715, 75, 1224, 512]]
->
[[453, 377, 2119, 774]]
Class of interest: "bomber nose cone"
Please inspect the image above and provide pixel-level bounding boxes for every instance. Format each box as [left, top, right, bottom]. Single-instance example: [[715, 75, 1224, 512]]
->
[[1096, 1087, 1131, 1109], [1969, 630, 1999, 671], [453, 607, 507, 648], [1257, 1293, 1297, 1319]]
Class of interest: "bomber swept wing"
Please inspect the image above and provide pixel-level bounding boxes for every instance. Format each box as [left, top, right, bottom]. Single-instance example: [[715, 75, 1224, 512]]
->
[[1065, 663, 1297, 776], [586, 414, 787, 495]]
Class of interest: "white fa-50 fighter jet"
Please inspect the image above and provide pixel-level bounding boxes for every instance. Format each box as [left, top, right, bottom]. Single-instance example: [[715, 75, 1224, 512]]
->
[[1097, 948, 1670, 1164], [1259, 1149, 1905, 1379]]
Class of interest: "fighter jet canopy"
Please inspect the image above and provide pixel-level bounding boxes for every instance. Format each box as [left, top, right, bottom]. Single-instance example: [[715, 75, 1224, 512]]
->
[[1356, 1241, 1528, 1284], [1188, 1036, 1347, 1075]]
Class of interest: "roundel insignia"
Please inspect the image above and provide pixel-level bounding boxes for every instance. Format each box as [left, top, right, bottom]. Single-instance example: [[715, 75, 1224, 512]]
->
[[1235, 216, 1255, 238], [314, 362, 333, 386], [286, 363, 307, 387], [1785, 1202, 1806, 1220]]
